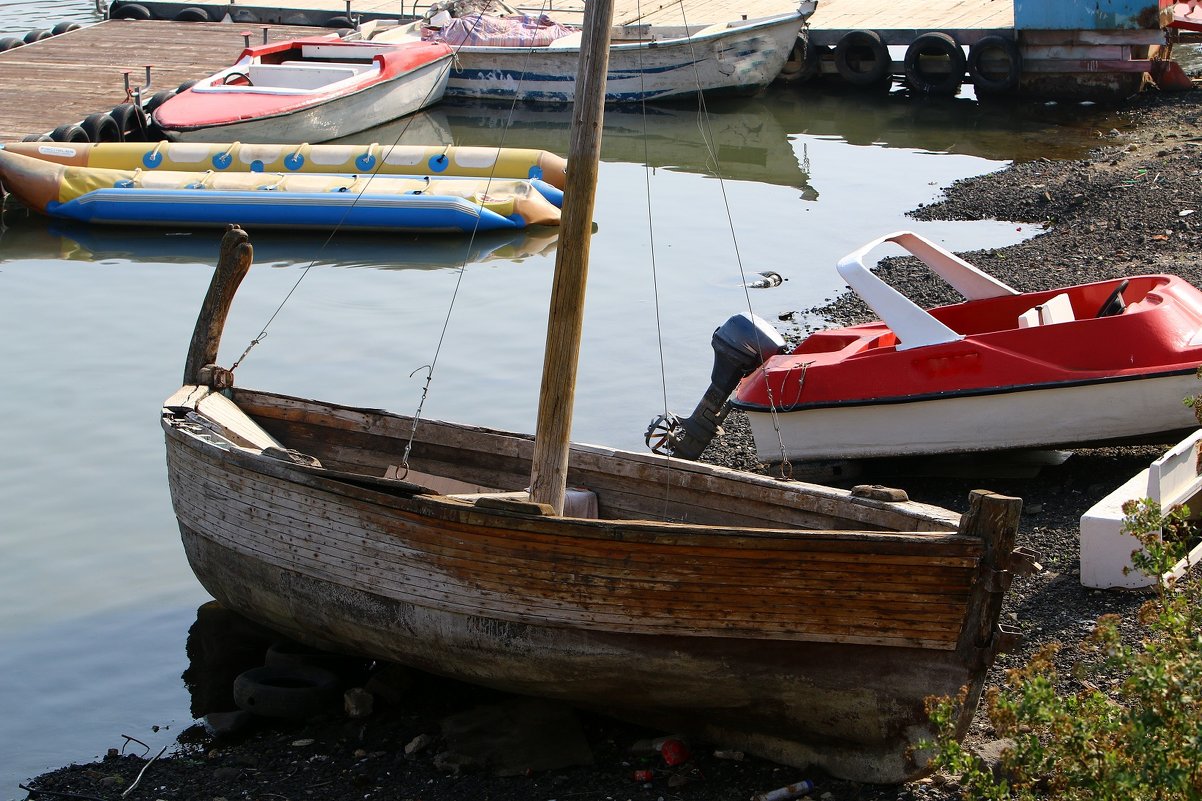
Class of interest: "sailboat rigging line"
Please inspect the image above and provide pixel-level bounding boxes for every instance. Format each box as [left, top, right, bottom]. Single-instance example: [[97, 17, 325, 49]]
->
[[397, 2, 557, 474], [678, 11, 798, 480], [629, 0, 679, 521], [228, 48, 457, 375]]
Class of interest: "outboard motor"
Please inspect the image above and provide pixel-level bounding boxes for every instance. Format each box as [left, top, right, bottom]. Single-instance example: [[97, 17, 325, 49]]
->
[[645, 313, 786, 460]]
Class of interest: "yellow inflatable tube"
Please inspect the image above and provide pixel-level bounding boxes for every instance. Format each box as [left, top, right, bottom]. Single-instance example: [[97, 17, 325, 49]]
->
[[1, 141, 568, 190]]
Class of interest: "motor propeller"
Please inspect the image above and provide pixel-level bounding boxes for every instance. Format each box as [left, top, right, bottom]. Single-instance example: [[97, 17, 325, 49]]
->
[[645, 313, 786, 460]]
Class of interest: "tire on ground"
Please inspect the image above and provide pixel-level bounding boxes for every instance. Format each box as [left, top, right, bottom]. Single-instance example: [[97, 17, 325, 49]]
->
[[233, 665, 341, 719]]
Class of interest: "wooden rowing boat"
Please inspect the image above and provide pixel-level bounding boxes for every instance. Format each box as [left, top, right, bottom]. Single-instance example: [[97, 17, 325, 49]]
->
[[160, 0, 1027, 783]]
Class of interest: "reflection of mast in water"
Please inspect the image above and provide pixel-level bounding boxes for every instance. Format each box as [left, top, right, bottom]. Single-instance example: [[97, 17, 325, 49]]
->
[[352, 96, 818, 200], [0, 214, 559, 272]]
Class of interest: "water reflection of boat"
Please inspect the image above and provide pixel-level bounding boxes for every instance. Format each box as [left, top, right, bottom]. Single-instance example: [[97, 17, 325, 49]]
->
[[355, 96, 817, 197], [763, 84, 1118, 162], [0, 215, 558, 270]]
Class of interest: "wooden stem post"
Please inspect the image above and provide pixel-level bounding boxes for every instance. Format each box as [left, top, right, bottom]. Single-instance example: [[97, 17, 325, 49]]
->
[[528, 0, 614, 514], [183, 225, 254, 386]]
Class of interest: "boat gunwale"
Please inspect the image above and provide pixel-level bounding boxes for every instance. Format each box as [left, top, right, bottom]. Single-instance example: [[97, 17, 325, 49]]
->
[[161, 390, 980, 550]]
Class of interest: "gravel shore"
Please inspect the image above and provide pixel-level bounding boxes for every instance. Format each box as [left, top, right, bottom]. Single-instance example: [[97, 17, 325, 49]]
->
[[20, 87, 1202, 801]]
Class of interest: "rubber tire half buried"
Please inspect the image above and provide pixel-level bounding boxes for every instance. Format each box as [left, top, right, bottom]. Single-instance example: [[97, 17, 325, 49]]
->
[[833, 30, 891, 89], [967, 35, 1022, 95], [23, 29, 51, 43], [903, 32, 965, 96], [81, 112, 121, 143], [0, 37, 23, 51], [233, 665, 341, 719]]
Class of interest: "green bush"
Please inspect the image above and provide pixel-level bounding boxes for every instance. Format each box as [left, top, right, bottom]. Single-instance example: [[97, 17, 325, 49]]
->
[[923, 499, 1202, 800]]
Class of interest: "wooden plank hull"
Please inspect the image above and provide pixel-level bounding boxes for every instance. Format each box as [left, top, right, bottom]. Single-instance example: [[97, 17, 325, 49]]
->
[[162, 387, 1022, 783]]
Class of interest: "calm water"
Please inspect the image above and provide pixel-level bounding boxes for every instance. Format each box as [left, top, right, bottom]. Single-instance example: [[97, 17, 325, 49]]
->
[[0, 4, 1126, 794]]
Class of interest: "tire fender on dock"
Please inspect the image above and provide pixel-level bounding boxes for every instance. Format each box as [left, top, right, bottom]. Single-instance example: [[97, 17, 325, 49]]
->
[[110, 103, 149, 141], [81, 112, 122, 143], [111, 3, 152, 20], [50, 123, 89, 143], [781, 38, 826, 83], [903, 32, 966, 96], [967, 35, 1022, 95], [0, 37, 24, 51], [833, 30, 891, 89], [174, 7, 210, 22]]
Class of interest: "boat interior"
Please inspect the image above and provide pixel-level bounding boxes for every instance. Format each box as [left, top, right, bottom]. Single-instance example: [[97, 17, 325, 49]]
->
[[793, 275, 1167, 362], [164, 383, 962, 534]]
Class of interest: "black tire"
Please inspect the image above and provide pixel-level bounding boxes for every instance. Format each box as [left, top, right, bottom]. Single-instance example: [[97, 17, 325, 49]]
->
[[110, 102, 148, 141], [326, 15, 355, 29], [176, 79, 198, 94], [833, 30, 891, 89], [144, 89, 176, 114], [903, 32, 966, 96], [23, 29, 52, 44], [0, 37, 24, 51], [780, 39, 825, 83], [51, 123, 90, 142], [51, 21, 83, 35], [81, 112, 121, 142], [111, 3, 152, 20], [967, 34, 1022, 95], [21, 133, 53, 142], [174, 7, 210, 22], [233, 665, 341, 719]]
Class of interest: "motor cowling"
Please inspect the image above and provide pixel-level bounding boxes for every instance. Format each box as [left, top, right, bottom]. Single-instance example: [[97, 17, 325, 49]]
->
[[646, 314, 786, 460]]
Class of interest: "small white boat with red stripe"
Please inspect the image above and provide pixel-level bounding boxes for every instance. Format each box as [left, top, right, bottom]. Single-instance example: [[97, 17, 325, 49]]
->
[[652, 231, 1202, 463], [152, 35, 453, 143]]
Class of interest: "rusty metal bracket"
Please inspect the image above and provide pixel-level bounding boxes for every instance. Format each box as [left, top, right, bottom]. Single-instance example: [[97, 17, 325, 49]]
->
[[1009, 545, 1044, 575]]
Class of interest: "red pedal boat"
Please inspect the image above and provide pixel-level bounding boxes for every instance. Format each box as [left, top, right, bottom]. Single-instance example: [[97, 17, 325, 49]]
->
[[651, 231, 1202, 463], [152, 35, 453, 143]]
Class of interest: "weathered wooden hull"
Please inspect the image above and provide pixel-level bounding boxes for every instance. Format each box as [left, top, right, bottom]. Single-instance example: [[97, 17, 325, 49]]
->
[[162, 386, 1023, 783]]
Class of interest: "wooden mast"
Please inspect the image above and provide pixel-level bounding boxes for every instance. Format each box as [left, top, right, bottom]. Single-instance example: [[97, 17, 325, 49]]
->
[[528, 0, 614, 514]]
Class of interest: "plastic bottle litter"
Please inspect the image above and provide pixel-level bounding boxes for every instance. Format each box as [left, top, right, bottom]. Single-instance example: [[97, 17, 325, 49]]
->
[[657, 737, 691, 766], [751, 778, 816, 801], [745, 270, 785, 288]]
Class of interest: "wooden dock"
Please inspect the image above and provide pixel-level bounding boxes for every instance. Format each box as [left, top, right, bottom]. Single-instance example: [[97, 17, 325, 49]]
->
[[0, 20, 325, 143], [0, 0, 1169, 142]]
